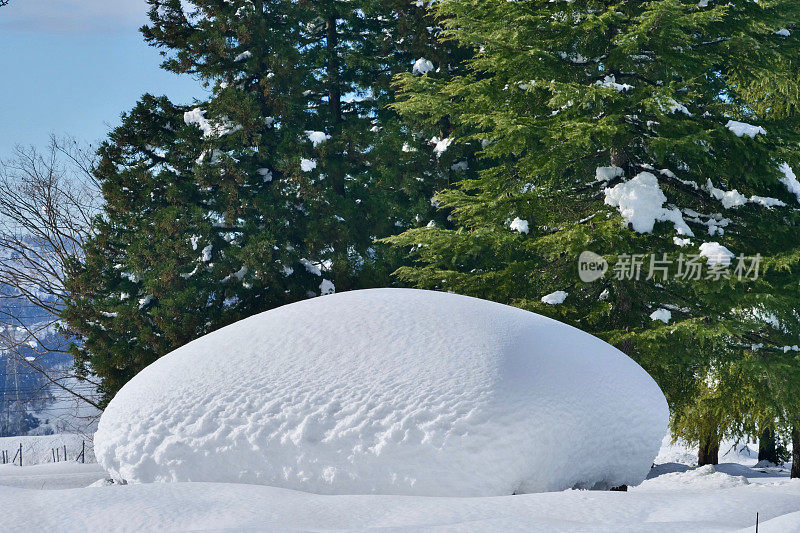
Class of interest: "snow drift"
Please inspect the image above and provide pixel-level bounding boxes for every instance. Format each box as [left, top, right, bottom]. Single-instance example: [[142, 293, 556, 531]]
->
[[95, 288, 668, 496]]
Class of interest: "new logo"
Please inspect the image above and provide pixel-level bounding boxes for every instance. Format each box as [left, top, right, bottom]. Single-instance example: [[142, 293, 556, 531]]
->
[[578, 251, 608, 282]]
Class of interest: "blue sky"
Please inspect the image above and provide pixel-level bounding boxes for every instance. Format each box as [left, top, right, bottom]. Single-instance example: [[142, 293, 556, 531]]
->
[[0, 0, 208, 158]]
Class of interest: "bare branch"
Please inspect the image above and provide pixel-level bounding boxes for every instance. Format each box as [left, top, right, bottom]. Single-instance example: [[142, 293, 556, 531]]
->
[[0, 137, 103, 430]]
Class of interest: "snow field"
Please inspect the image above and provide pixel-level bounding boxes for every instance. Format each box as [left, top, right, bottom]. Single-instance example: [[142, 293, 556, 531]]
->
[[1, 469, 798, 532], [1, 433, 796, 530], [0, 434, 94, 466], [0, 462, 105, 490]]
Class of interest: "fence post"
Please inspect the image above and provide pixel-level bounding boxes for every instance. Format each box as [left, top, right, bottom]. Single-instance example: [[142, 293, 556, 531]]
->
[[19, 443, 22, 466], [52, 448, 56, 462], [80, 440, 85, 463], [64, 445, 67, 462]]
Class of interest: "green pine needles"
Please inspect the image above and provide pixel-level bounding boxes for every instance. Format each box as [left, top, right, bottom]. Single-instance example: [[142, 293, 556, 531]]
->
[[386, 0, 800, 459], [62, 0, 470, 403]]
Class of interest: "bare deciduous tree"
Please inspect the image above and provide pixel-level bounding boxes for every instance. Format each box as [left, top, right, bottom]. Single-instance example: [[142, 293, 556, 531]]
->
[[0, 137, 103, 434]]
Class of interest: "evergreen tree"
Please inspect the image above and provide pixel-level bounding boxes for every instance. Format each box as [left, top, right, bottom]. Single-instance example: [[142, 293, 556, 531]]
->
[[63, 1, 472, 403], [386, 0, 800, 460]]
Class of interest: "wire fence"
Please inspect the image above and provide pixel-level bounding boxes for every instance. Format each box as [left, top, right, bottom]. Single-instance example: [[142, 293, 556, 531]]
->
[[0, 434, 94, 466]]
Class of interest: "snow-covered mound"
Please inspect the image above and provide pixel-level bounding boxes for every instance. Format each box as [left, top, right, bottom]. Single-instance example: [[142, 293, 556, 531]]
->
[[95, 289, 668, 496]]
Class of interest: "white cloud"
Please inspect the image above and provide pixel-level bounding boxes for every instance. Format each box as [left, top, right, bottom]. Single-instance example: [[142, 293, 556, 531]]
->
[[1, 0, 150, 34]]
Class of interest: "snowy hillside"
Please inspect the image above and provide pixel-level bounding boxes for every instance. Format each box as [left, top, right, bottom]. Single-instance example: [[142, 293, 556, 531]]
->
[[1, 280, 99, 437], [96, 289, 667, 495]]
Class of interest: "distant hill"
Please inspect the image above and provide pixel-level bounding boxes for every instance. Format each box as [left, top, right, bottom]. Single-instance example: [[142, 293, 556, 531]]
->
[[1, 281, 98, 437]]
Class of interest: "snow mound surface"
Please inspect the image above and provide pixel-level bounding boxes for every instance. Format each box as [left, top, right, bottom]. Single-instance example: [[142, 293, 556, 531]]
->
[[95, 289, 668, 496]]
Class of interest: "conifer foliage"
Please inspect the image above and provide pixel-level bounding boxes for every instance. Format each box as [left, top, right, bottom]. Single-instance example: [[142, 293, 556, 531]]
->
[[61, 0, 800, 465], [386, 0, 800, 460], [63, 0, 471, 403]]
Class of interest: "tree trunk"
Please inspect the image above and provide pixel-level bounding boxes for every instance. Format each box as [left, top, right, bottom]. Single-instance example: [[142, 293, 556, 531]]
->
[[792, 426, 800, 479], [324, 11, 348, 290], [609, 147, 628, 171], [758, 427, 779, 464], [325, 14, 344, 197], [698, 436, 719, 466]]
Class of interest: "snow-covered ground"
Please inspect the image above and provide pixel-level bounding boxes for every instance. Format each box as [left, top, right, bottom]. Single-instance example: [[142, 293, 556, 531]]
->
[[0, 436, 797, 531], [0, 462, 104, 490], [656, 434, 762, 468], [0, 433, 94, 466]]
